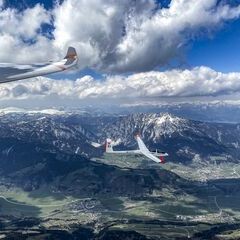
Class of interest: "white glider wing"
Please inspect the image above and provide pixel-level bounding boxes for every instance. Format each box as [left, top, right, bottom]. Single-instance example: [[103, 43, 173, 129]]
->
[[0, 47, 78, 83], [135, 135, 163, 163]]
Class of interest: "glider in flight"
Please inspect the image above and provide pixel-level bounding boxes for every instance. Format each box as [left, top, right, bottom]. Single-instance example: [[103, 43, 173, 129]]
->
[[0, 47, 78, 83], [105, 134, 168, 164]]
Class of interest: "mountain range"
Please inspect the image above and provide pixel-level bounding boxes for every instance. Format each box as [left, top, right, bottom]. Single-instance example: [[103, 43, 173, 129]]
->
[[0, 110, 239, 164]]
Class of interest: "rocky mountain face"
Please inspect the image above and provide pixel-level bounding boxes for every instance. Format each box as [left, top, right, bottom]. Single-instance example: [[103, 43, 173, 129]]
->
[[100, 113, 240, 163], [0, 111, 238, 192], [0, 135, 186, 196], [0, 111, 239, 164], [0, 113, 102, 158], [0, 111, 188, 194]]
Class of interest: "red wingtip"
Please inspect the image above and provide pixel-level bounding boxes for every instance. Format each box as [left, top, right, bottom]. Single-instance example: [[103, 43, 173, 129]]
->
[[159, 156, 165, 164]]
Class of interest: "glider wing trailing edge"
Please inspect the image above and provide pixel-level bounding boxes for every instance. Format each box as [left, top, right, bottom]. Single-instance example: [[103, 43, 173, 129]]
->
[[0, 46, 78, 83]]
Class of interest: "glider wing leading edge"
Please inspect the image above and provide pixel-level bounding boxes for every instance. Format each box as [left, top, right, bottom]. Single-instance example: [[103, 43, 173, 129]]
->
[[0, 47, 78, 83], [135, 135, 168, 163]]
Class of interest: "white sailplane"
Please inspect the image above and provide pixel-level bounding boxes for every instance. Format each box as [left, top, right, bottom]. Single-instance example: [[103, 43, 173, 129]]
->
[[105, 134, 168, 164]]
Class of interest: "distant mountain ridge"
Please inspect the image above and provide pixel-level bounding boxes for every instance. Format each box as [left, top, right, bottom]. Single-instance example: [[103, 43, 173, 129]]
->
[[0, 111, 239, 163], [1, 101, 240, 123]]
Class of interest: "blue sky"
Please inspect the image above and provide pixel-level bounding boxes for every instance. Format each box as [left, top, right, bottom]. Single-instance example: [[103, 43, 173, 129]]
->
[[188, 18, 240, 73], [4, 0, 56, 10]]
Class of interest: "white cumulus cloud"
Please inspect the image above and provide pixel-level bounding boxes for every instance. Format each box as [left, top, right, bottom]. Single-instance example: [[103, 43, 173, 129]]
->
[[52, 0, 240, 72], [0, 66, 240, 101], [0, 1, 239, 73], [0, 3, 54, 63]]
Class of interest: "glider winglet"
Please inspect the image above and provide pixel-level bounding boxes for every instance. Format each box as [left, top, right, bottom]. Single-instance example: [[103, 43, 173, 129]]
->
[[64, 47, 77, 59], [64, 47, 78, 66]]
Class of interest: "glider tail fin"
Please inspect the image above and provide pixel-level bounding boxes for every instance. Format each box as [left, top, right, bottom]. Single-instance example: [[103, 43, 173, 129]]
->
[[105, 139, 113, 153]]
